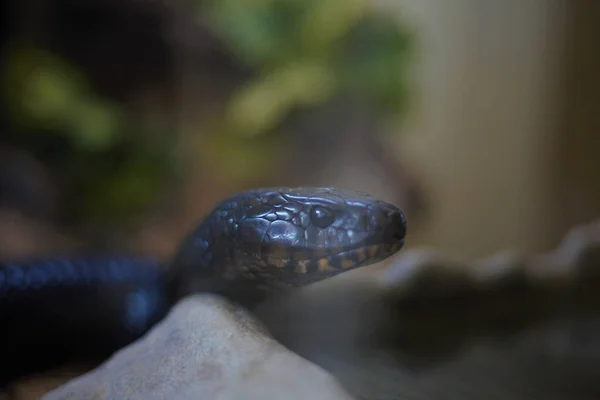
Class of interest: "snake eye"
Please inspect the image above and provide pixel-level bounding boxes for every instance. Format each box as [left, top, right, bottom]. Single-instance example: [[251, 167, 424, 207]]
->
[[310, 206, 335, 228]]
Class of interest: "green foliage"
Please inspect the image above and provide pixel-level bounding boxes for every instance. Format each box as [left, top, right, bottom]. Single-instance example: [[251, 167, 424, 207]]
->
[[4, 44, 124, 151], [205, 0, 369, 68], [72, 134, 176, 225], [201, 0, 413, 138], [2, 43, 177, 228], [225, 61, 337, 137], [0, 1, 414, 229], [337, 15, 413, 116]]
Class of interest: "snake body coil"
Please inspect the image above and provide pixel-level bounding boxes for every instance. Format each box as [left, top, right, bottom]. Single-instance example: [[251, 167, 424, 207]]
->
[[0, 187, 406, 386]]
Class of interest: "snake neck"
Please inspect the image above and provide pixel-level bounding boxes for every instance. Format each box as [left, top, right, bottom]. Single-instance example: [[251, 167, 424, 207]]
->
[[166, 212, 296, 307], [166, 213, 259, 304], [165, 187, 406, 308]]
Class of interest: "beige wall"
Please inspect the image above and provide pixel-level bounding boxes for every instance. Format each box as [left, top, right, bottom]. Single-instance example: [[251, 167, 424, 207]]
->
[[553, 1, 600, 237], [376, 0, 589, 260]]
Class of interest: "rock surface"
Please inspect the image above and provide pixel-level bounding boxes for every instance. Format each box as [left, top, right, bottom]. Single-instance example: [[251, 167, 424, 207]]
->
[[256, 219, 600, 399], [9, 218, 600, 399], [42, 295, 355, 400]]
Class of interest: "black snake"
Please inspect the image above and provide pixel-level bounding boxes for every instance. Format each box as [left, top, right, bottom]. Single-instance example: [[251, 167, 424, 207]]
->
[[0, 187, 406, 386]]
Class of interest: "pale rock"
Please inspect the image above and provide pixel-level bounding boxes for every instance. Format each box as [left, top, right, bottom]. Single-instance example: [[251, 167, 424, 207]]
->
[[42, 295, 355, 400]]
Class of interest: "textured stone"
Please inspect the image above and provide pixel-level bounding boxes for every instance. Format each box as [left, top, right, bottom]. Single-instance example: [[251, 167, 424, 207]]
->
[[20, 218, 600, 399], [42, 295, 354, 400]]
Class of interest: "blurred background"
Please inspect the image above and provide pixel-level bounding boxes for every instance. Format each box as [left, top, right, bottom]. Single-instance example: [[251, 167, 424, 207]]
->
[[0, 0, 598, 264]]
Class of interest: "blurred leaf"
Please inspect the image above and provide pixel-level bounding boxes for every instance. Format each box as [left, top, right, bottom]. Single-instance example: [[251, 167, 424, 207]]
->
[[68, 100, 124, 151], [75, 136, 176, 225], [225, 73, 290, 137], [226, 61, 336, 137], [298, 0, 368, 53], [337, 15, 413, 115], [204, 0, 301, 67], [3, 43, 127, 150], [201, 131, 281, 184], [2, 42, 178, 228], [199, 0, 413, 138], [282, 61, 337, 105], [3, 44, 88, 131]]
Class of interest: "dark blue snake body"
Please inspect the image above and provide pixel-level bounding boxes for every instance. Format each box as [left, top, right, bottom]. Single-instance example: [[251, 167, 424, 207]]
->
[[1, 257, 169, 385], [0, 187, 407, 386]]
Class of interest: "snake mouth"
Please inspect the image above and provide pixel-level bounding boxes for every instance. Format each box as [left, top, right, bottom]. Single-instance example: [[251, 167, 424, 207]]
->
[[256, 206, 406, 287], [285, 240, 404, 286]]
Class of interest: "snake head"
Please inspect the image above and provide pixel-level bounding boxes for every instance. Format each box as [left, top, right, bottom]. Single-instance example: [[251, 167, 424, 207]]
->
[[169, 187, 407, 302], [234, 187, 407, 285]]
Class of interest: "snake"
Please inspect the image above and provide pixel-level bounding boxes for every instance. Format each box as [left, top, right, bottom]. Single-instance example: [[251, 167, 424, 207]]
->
[[0, 187, 406, 387]]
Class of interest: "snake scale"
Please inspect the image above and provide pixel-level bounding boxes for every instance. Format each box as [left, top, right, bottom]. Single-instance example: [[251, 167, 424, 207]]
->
[[0, 187, 407, 387]]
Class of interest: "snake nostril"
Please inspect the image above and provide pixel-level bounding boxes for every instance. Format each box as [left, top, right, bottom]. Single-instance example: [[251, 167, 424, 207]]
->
[[391, 230, 404, 241], [399, 210, 407, 230], [387, 211, 407, 241]]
